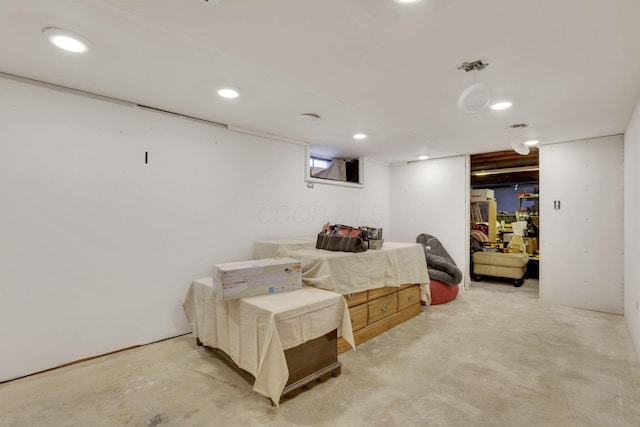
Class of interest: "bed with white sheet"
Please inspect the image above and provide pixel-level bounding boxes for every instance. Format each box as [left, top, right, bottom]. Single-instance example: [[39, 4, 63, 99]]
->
[[253, 239, 431, 304]]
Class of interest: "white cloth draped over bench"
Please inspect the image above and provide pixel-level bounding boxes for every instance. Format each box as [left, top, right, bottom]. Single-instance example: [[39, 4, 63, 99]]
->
[[182, 278, 354, 405]]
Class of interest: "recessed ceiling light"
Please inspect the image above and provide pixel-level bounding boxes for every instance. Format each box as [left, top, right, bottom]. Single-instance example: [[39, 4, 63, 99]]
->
[[353, 133, 367, 140], [216, 86, 241, 99], [43, 28, 90, 53], [393, 0, 422, 4], [417, 155, 429, 160], [490, 101, 513, 110], [524, 140, 539, 146]]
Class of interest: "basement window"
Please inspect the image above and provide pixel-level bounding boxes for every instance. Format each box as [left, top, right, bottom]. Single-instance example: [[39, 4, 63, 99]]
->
[[305, 146, 363, 188], [309, 156, 332, 170]]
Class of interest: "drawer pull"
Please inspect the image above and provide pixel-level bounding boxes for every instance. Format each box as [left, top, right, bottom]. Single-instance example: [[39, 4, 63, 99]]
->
[[345, 293, 354, 299], [381, 304, 388, 312], [407, 294, 414, 301]]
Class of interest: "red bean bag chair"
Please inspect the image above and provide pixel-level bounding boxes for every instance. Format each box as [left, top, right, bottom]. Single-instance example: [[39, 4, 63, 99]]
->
[[429, 279, 459, 305]]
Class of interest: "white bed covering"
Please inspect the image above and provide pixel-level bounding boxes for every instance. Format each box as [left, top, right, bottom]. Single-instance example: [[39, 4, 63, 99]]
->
[[253, 240, 431, 304], [182, 278, 354, 405]]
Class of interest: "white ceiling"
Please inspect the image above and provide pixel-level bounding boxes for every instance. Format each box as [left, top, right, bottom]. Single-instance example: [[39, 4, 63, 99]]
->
[[1, 0, 639, 164]]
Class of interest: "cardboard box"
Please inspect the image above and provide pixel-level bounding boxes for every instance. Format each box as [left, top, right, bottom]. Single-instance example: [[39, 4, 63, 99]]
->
[[213, 257, 302, 300], [471, 189, 495, 201], [523, 237, 538, 255]]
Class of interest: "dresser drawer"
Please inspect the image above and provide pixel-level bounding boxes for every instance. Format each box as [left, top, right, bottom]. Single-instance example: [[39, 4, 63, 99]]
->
[[397, 285, 420, 311], [349, 303, 368, 332], [343, 290, 368, 307], [368, 287, 397, 300], [368, 293, 398, 324]]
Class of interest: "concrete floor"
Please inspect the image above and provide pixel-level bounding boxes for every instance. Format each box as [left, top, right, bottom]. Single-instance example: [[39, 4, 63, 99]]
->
[[2, 279, 640, 427]]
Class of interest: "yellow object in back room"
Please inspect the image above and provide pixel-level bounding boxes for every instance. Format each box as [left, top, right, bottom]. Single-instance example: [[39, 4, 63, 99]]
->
[[508, 235, 526, 253]]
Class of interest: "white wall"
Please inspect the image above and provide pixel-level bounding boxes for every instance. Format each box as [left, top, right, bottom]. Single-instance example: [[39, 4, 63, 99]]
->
[[624, 98, 640, 356], [539, 135, 624, 314], [389, 156, 468, 284], [0, 76, 390, 381]]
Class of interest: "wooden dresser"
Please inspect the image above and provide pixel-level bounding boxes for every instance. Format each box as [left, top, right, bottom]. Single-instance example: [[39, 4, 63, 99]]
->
[[337, 284, 421, 353]]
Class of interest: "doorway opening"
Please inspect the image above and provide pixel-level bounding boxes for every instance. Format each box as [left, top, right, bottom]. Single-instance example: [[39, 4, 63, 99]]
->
[[469, 149, 540, 292]]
